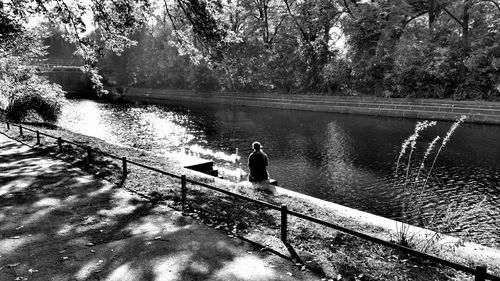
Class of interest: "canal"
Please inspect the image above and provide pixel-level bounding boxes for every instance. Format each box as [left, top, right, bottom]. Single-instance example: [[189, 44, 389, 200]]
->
[[58, 99, 500, 247]]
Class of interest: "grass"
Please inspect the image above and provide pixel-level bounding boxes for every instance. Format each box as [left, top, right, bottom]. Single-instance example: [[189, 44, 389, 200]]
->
[[392, 116, 482, 250], [2, 121, 497, 280]]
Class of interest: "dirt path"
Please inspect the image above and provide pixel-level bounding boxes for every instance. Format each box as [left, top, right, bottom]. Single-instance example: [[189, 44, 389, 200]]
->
[[0, 133, 321, 281]]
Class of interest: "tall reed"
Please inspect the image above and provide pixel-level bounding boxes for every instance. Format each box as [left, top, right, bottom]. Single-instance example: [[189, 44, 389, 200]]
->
[[394, 115, 467, 247]]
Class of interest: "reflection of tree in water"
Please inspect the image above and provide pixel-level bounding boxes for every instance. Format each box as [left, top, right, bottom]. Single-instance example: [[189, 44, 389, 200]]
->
[[322, 121, 403, 217], [323, 121, 358, 199]]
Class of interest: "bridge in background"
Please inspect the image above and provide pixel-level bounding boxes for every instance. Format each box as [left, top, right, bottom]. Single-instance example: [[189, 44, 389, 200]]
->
[[34, 57, 93, 96]]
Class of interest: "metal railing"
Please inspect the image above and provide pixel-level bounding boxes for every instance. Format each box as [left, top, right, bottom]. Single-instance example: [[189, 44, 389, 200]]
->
[[3, 121, 500, 281]]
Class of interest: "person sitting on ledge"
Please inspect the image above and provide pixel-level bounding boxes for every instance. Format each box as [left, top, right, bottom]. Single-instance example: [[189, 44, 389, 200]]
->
[[248, 141, 269, 182]]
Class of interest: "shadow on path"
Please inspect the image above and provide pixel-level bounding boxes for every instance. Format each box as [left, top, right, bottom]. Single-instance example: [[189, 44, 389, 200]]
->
[[0, 134, 319, 281]]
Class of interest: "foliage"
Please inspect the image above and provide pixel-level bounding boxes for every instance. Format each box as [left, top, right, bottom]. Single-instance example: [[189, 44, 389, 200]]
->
[[4, 87, 64, 123], [0, 0, 152, 95], [341, 0, 500, 99], [5, 0, 499, 99], [322, 57, 352, 95], [90, 0, 500, 99], [97, 21, 192, 89], [188, 63, 220, 92], [43, 26, 79, 59], [0, 28, 66, 123]]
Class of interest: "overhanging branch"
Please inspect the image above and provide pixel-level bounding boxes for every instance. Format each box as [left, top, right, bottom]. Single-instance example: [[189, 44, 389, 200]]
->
[[436, 1, 463, 25], [163, 0, 183, 46], [282, 0, 311, 44]]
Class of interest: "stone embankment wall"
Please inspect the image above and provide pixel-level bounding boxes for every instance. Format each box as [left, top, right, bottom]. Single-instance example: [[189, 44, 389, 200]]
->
[[120, 88, 500, 124]]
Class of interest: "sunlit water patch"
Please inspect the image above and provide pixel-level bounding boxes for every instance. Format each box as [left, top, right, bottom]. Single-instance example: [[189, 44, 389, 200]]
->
[[58, 100, 120, 144]]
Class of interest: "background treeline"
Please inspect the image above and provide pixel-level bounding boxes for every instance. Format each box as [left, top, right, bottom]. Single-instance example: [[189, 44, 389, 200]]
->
[[56, 1, 500, 100]]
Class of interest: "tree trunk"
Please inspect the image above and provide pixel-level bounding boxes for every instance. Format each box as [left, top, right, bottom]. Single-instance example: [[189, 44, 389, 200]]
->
[[428, 0, 436, 28], [322, 21, 330, 64], [263, 0, 269, 44], [459, 0, 470, 82], [257, 0, 270, 45]]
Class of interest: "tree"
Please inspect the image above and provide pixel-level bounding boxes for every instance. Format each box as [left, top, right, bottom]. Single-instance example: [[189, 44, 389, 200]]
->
[[430, 0, 500, 85], [339, 0, 500, 99], [4, 0, 499, 103]]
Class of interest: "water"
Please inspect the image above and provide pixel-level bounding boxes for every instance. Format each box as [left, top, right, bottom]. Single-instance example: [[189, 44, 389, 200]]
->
[[58, 99, 500, 247]]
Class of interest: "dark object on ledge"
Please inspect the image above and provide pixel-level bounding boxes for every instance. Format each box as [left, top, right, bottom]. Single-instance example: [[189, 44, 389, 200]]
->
[[185, 161, 218, 177]]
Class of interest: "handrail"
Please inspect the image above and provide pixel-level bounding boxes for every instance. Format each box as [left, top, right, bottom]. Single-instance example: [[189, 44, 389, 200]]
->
[[19, 125, 38, 134], [93, 148, 124, 160], [126, 158, 181, 179], [3, 120, 499, 281], [287, 209, 475, 274], [38, 131, 57, 139], [186, 178, 281, 211], [63, 139, 84, 148]]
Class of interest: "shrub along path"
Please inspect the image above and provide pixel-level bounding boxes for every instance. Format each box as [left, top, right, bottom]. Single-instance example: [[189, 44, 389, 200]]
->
[[0, 133, 320, 281]]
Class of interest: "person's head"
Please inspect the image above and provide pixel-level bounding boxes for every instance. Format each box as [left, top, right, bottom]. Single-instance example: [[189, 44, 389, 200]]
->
[[252, 141, 262, 151]]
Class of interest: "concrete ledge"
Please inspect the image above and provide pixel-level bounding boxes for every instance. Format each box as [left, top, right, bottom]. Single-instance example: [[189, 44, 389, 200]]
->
[[225, 179, 500, 271], [176, 157, 500, 272]]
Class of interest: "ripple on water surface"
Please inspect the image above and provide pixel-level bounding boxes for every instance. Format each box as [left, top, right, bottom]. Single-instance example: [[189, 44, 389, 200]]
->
[[59, 99, 500, 248]]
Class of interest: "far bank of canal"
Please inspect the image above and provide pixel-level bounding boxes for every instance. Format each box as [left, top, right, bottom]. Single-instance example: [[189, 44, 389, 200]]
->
[[58, 97, 500, 248], [117, 88, 500, 125]]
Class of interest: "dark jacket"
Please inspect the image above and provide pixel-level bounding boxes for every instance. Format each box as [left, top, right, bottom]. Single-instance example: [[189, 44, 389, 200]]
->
[[248, 150, 269, 181]]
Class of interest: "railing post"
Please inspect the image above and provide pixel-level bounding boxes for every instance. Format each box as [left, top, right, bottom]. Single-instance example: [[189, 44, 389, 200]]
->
[[122, 157, 127, 176], [281, 204, 288, 242], [87, 146, 93, 165], [57, 137, 62, 152], [475, 265, 487, 281], [19, 125, 23, 136], [6, 122, 10, 130], [36, 131, 40, 145], [181, 175, 187, 212]]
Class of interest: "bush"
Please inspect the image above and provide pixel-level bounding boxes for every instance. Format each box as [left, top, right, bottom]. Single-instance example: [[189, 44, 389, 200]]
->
[[6, 91, 63, 123], [1, 27, 67, 124], [1, 73, 66, 123]]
